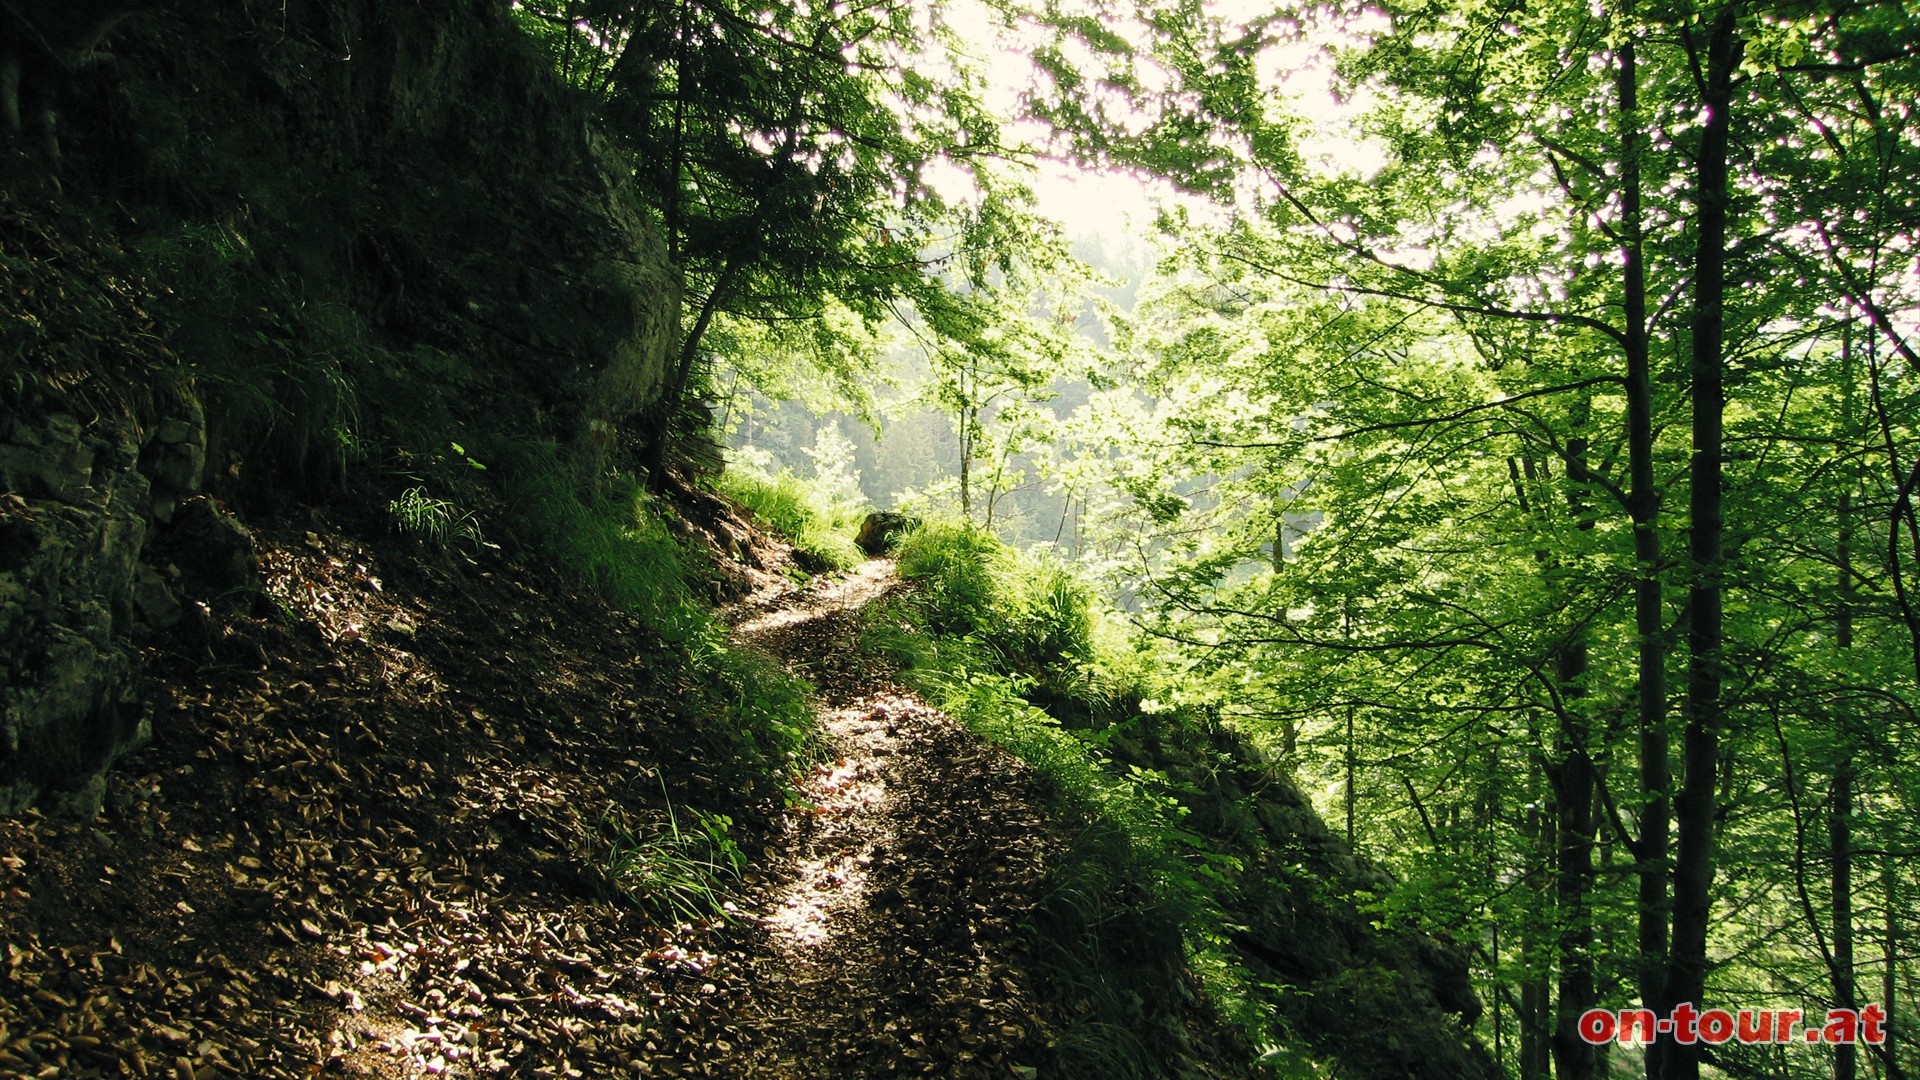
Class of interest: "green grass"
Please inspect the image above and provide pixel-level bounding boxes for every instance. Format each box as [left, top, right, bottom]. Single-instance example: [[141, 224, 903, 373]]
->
[[503, 447, 709, 643], [387, 485, 484, 547], [715, 463, 866, 570], [600, 788, 748, 924]]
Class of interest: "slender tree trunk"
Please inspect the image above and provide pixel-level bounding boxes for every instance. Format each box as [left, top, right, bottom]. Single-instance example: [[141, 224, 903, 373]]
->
[[958, 399, 974, 519], [1344, 703, 1357, 845], [1492, 922, 1506, 1074], [644, 259, 740, 490], [1551, 704, 1597, 1080], [1659, 12, 1742, 1080], [1520, 974, 1551, 1080], [1554, 404, 1599, 1080], [1616, 34, 1674, 1078], [1835, 320, 1859, 1080], [1833, 759, 1857, 1080], [1522, 794, 1554, 1080], [1885, 859, 1906, 1080]]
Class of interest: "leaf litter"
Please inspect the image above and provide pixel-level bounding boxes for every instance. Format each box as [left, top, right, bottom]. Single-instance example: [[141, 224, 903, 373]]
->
[[0, 504, 1101, 1078]]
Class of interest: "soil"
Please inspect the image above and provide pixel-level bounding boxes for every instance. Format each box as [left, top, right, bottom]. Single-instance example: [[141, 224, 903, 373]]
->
[[0, 502, 1098, 1079]]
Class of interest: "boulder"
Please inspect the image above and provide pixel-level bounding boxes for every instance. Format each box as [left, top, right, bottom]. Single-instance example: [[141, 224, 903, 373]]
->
[[854, 511, 917, 557]]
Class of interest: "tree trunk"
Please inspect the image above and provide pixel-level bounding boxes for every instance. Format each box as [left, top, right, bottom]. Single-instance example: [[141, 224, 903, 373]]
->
[[1344, 703, 1358, 845], [1615, 34, 1674, 1079], [958, 400, 974, 519], [1834, 320, 1858, 1080], [1884, 859, 1906, 1080], [1554, 405, 1599, 1080], [1659, 12, 1742, 1080], [1522, 795, 1554, 1080], [644, 259, 739, 491], [1551, 708, 1597, 1080], [1832, 759, 1857, 1080]]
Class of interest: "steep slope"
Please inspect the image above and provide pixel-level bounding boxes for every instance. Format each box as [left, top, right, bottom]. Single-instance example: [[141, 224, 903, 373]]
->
[[1, 0, 676, 811], [0, 500, 790, 1077]]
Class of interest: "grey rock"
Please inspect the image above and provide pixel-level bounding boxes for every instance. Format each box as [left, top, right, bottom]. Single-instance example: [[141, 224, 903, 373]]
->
[[0, 399, 209, 815]]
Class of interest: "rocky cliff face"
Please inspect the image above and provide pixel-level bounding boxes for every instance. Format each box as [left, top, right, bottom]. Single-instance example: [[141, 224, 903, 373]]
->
[[0, 409, 155, 816], [0, 0, 680, 812], [0, 201, 195, 814]]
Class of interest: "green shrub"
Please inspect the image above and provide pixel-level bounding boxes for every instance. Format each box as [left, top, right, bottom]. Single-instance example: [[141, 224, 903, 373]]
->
[[891, 520, 1093, 676]]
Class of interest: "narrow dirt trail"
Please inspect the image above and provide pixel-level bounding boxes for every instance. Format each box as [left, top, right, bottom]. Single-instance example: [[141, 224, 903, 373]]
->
[[708, 561, 1069, 1078]]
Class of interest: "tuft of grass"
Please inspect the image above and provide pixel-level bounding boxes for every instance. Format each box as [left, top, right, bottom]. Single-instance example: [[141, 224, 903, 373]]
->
[[716, 463, 866, 570], [387, 485, 483, 547], [601, 789, 747, 924], [890, 519, 1006, 637]]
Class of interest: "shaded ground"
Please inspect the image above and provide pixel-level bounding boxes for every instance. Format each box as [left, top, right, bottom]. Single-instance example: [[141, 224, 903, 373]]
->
[[0, 502, 783, 1079], [0, 506, 1117, 1079]]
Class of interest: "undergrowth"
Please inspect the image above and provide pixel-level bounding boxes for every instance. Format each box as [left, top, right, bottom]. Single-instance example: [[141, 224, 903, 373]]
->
[[715, 461, 866, 570], [499, 445, 818, 780], [600, 779, 747, 924], [132, 218, 368, 498], [869, 519, 1311, 1078]]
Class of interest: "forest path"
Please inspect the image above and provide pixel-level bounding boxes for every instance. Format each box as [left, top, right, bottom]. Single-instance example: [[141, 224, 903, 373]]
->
[[706, 561, 1067, 1078]]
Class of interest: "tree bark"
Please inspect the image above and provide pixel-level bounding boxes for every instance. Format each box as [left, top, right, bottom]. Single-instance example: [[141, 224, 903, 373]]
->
[[644, 258, 741, 491], [1834, 320, 1858, 1080], [1832, 759, 1857, 1080], [1522, 793, 1554, 1080], [1884, 859, 1906, 1080]]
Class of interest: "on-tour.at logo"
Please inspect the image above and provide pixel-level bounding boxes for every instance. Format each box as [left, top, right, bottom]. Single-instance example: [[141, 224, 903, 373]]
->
[[1578, 1004, 1888, 1046]]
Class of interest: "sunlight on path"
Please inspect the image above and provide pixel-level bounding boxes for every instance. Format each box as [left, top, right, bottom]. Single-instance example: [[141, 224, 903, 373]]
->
[[757, 699, 903, 948], [732, 561, 910, 951], [715, 559, 1062, 1077], [729, 558, 897, 636]]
